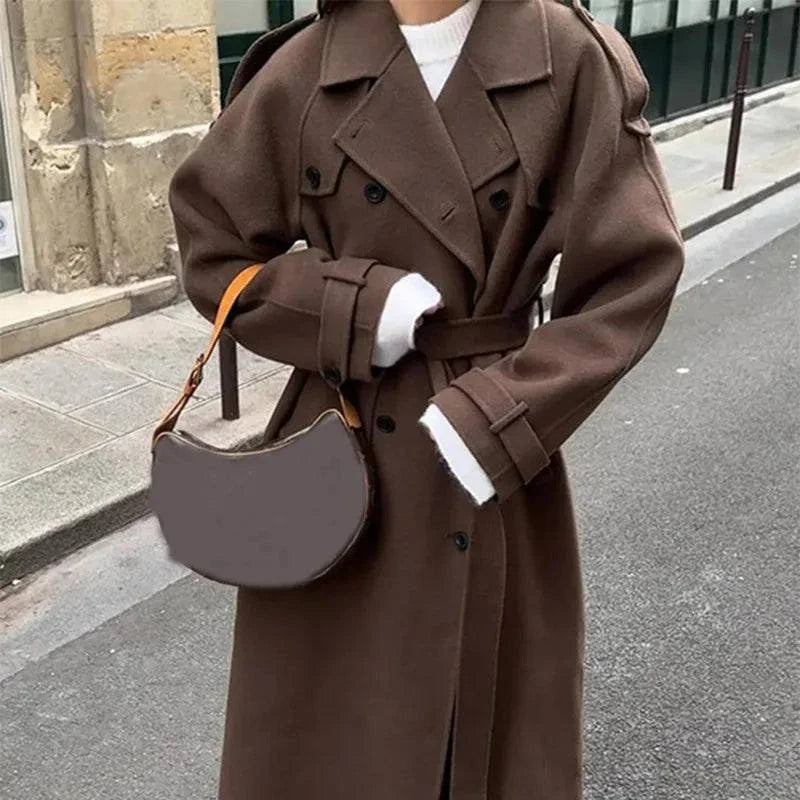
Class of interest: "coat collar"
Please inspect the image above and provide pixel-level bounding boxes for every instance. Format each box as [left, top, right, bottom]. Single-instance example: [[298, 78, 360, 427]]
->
[[319, 0, 405, 88], [464, 0, 552, 88], [320, 0, 552, 90]]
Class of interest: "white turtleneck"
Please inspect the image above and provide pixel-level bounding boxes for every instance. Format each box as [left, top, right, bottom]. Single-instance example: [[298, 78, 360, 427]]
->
[[372, 0, 495, 507], [398, 0, 482, 100]]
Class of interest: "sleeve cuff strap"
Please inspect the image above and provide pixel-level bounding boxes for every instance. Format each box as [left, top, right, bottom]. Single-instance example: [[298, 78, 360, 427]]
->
[[432, 367, 549, 502], [317, 257, 407, 384]]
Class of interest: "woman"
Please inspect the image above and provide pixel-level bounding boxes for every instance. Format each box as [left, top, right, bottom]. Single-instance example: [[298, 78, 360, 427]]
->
[[168, 0, 684, 797]]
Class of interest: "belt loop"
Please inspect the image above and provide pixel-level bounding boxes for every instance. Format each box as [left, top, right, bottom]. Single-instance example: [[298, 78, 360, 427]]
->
[[471, 352, 502, 371], [426, 359, 449, 395], [489, 401, 529, 434]]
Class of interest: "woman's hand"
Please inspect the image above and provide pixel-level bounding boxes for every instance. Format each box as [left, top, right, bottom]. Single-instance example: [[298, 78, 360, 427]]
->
[[372, 273, 443, 368]]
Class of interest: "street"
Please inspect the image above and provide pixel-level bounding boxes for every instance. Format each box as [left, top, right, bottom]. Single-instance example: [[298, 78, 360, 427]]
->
[[1, 188, 798, 800]]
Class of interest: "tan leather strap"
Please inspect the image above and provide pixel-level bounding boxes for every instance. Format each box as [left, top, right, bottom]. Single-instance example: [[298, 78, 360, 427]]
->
[[151, 264, 264, 449], [151, 263, 364, 452]]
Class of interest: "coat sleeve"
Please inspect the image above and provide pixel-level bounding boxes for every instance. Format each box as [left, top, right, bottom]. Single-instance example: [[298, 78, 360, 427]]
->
[[168, 64, 408, 384], [427, 23, 685, 502]]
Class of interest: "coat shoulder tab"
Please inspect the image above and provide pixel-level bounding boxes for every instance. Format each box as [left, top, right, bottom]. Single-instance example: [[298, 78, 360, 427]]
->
[[224, 12, 319, 108], [557, 0, 592, 18], [566, 0, 652, 136]]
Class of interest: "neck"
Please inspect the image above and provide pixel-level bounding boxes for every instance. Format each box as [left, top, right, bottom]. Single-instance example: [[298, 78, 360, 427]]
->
[[390, 0, 467, 25]]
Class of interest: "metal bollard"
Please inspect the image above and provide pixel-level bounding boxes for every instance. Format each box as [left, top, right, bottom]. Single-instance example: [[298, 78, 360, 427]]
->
[[220, 330, 240, 421], [723, 7, 757, 191]]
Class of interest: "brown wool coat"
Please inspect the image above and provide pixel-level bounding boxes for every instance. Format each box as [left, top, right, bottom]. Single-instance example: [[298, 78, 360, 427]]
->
[[168, 1, 685, 797]]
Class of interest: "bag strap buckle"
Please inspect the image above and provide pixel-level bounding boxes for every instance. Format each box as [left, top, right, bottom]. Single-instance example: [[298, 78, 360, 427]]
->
[[186, 354, 205, 392]]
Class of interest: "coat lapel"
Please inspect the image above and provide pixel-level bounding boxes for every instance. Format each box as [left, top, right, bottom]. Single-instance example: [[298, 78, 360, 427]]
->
[[322, 0, 486, 290], [333, 48, 487, 290], [320, 0, 554, 296], [434, 0, 553, 193], [433, 56, 519, 194]]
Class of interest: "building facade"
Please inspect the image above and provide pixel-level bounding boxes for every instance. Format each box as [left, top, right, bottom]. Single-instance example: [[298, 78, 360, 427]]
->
[[0, 1, 797, 353]]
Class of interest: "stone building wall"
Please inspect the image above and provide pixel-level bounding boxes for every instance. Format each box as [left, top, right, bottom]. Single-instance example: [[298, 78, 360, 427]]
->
[[6, 0, 218, 292]]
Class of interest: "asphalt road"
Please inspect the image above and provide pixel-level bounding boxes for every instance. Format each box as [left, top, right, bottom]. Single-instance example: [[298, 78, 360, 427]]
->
[[1, 191, 797, 800]]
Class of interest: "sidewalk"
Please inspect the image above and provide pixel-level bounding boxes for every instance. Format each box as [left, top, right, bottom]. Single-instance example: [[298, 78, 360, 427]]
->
[[1, 86, 799, 586]]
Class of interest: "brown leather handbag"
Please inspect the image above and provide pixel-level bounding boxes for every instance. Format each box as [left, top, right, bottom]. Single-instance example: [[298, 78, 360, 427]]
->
[[149, 264, 375, 590]]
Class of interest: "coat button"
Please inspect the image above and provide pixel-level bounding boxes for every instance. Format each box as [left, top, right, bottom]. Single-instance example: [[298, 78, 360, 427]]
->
[[322, 366, 342, 386], [305, 165, 321, 190], [364, 181, 387, 204], [453, 532, 470, 551], [376, 414, 396, 433], [489, 189, 511, 211]]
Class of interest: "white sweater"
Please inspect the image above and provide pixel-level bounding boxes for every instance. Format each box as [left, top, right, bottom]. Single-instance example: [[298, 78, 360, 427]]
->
[[371, 0, 495, 506], [398, 0, 482, 100]]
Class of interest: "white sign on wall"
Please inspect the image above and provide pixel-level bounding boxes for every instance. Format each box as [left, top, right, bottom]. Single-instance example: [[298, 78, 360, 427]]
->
[[216, 0, 268, 35], [0, 200, 19, 260]]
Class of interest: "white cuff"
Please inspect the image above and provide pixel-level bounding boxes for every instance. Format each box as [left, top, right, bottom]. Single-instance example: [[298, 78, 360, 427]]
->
[[419, 404, 496, 506], [372, 273, 442, 368]]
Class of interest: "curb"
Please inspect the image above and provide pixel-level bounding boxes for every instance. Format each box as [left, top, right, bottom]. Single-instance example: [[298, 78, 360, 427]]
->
[[680, 171, 800, 241], [1, 488, 150, 589], [651, 82, 799, 144], [0, 276, 180, 363]]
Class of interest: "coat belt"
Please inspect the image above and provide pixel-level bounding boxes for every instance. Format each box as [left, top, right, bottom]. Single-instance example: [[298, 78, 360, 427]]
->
[[413, 310, 533, 797], [414, 308, 533, 361], [415, 308, 534, 396]]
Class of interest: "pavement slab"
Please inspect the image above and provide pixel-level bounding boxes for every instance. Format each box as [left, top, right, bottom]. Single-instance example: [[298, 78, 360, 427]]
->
[[662, 90, 800, 238], [0, 347, 142, 414], [69, 382, 201, 437], [0, 391, 110, 485], [62, 312, 283, 401]]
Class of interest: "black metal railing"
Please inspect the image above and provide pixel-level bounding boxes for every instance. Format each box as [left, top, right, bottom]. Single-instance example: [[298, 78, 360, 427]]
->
[[603, 0, 800, 122]]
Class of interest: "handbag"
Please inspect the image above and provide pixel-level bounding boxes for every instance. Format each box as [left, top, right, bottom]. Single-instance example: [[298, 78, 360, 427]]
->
[[149, 264, 375, 590]]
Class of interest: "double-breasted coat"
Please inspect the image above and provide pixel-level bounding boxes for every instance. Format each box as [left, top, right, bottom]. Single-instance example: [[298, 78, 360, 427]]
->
[[168, 0, 685, 797]]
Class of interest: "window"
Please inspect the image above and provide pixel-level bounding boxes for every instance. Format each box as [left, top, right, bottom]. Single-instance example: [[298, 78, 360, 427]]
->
[[216, 0, 318, 34], [0, 79, 20, 294], [216, 0, 269, 36]]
